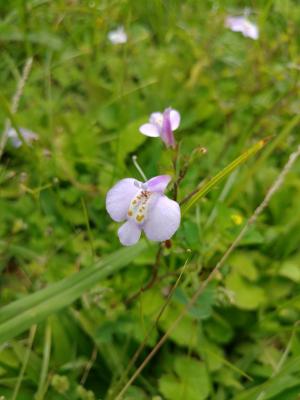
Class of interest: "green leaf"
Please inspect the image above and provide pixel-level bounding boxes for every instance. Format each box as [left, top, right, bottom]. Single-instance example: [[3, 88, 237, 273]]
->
[[235, 373, 300, 400], [279, 257, 300, 283], [116, 117, 147, 168], [0, 241, 147, 344], [181, 138, 269, 215], [173, 285, 215, 320], [158, 305, 202, 350], [159, 356, 210, 400], [225, 272, 266, 310], [204, 314, 234, 344]]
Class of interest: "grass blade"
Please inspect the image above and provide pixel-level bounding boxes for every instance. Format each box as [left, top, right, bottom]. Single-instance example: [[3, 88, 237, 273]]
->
[[181, 138, 269, 215], [228, 114, 300, 204], [0, 241, 147, 343]]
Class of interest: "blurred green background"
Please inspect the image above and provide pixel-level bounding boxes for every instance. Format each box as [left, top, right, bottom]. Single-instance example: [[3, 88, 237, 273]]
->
[[0, 0, 300, 399]]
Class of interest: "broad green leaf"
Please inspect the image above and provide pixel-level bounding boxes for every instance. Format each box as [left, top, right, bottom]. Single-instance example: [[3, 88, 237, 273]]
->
[[204, 314, 234, 344], [116, 117, 147, 168], [159, 356, 210, 400], [159, 304, 202, 350], [181, 138, 269, 215], [0, 241, 147, 344], [225, 272, 266, 310], [229, 252, 259, 281], [173, 285, 215, 320], [279, 257, 300, 283]]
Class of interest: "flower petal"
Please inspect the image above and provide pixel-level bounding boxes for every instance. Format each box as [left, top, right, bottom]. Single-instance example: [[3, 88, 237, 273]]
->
[[108, 26, 127, 44], [225, 16, 259, 40], [106, 178, 139, 222], [149, 112, 163, 126], [169, 109, 181, 130], [161, 108, 175, 148], [226, 16, 245, 32], [243, 21, 259, 40], [118, 220, 141, 246], [139, 123, 160, 137], [143, 194, 181, 242], [7, 127, 38, 148], [146, 175, 171, 193]]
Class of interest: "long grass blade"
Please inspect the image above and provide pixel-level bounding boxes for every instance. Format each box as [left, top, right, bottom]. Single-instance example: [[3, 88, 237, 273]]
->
[[0, 241, 147, 343], [228, 114, 300, 204], [181, 138, 269, 215]]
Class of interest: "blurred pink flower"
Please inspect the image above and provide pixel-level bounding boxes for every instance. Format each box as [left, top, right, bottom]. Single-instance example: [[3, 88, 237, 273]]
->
[[225, 16, 259, 40], [139, 107, 180, 148], [106, 175, 180, 246]]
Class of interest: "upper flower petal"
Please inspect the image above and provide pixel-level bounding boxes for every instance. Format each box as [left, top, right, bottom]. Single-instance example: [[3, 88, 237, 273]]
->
[[139, 123, 160, 137], [169, 109, 181, 131], [149, 112, 163, 126], [161, 108, 175, 148], [143, 194, 181, 242], [106, 178, 139, 222], [118, 220, 141, 246], [146, 175, 171, 193]]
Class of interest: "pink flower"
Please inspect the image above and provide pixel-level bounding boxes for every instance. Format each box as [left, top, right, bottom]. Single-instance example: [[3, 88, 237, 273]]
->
[[225, 16, 259, 40], [106, 175, 181, 246], [139, 108, 180, 148]]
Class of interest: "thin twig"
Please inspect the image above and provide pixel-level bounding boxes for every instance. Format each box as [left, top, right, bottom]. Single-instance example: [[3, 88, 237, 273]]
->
[[176, 146, 208, 204], [116, 143, 300, 399], [125, 245, 163, 304], [0, 57, 33, 159], [173, 158, 189, 201], [80, 345, 98, 385], [110, 256, 191, 400]]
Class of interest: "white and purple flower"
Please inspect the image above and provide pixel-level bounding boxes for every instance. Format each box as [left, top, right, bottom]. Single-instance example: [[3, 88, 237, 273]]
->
[[106, 175, 181, 246], [225, 16, 259, 40], [7, 127, 38, 148], [108, 26, 128, 44], [139, 108, 180, 148]]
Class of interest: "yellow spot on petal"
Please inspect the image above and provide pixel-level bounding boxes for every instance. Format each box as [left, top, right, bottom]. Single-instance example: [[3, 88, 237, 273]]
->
[[128, 211, 133, 216], [136, 214, 144, 222]]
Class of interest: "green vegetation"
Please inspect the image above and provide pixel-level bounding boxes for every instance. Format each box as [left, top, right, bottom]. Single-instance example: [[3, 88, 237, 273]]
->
[[0, 1, 300, 399]]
